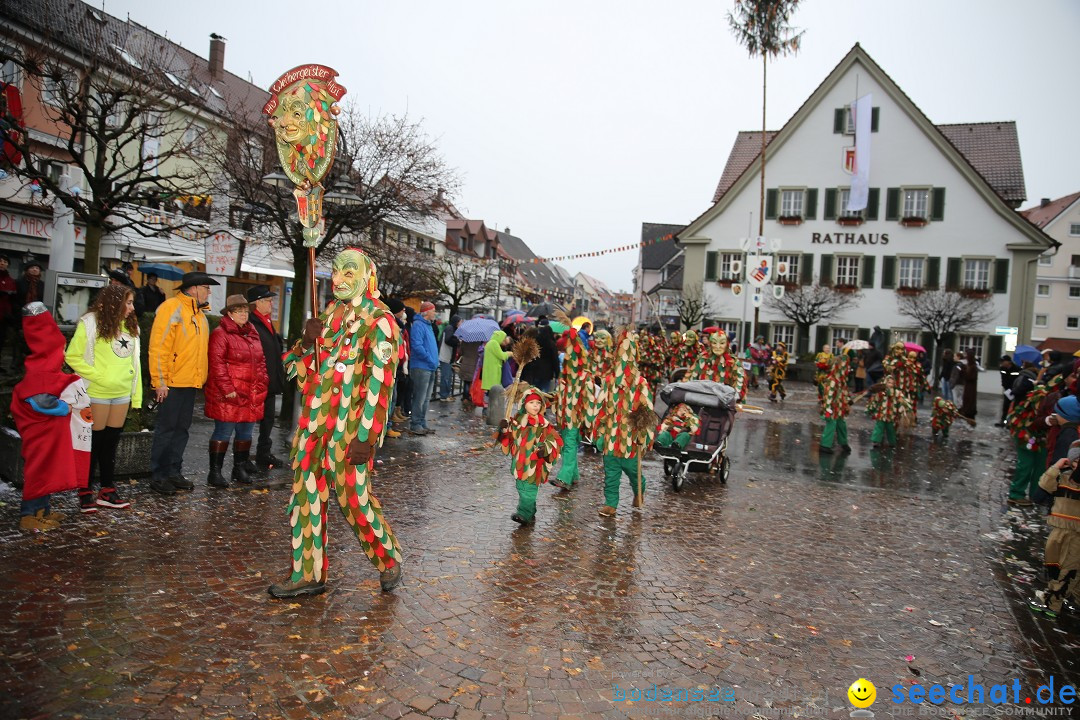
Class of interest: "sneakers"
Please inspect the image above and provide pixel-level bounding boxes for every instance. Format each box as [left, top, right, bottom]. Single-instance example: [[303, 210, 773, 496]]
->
[[267, 579, 327, 599], [96, 488, 130, 510], [550, 480, 571, 491], [20, 510, 60, 533], [408, 427, 429, 436], [78, 492, 99, 514]]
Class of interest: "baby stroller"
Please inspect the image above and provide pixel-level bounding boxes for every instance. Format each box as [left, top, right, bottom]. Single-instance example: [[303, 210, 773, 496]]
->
[[654, 380, 738, 491]]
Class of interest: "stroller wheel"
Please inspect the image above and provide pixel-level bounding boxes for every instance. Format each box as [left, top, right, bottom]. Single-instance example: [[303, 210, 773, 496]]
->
[[663, 458, 676, 477], [720, 456, 731, 483], [672, 466, 686, 492]]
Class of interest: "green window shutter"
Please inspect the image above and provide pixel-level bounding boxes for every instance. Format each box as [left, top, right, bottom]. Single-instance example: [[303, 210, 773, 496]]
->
[[815, 326, 829, 352], [931, 188, 946, 221], [993, 258, 1010, 294], [820, 254, 834, 286], [885, 188, 900, 221], [866, 188, 880, 220], [861, 256, 876, 288], [800, 253, 814, 285], [986, 336, 1003, 369], [705, 251, 718, 281], [805, 188, 818, 220], [926, 257, 941, 289], [765, 189, 778, 220], [824, 188, 838, 221], [871, 107, 880, 132], [881, 256, 896, 289], [946, 258, 962, 291], [757, 322, 770, 343], [834, 108, 845, 133]]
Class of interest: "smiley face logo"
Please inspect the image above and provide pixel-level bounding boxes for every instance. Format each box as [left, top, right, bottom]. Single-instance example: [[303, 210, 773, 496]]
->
[[847, 678, 876, 708]]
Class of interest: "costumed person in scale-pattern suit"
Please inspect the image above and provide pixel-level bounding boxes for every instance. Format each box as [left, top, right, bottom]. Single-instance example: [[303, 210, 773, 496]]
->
[[670, 330, 700, 379], [551, 326, 591, 490], [768, 341, 789, 402], [268, 248, 403, 599], [818, 350, 853, 454], [689, 330, 746, 401], [496, 386, 563, 525]]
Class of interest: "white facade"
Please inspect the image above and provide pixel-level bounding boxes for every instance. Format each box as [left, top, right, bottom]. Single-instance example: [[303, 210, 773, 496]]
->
[[679, 46, 1052, 394], [1031, 196, 1080, 343]]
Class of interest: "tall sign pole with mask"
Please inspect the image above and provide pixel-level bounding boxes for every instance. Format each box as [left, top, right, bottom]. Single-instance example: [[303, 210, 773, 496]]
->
[[262, 65, 347, 317]]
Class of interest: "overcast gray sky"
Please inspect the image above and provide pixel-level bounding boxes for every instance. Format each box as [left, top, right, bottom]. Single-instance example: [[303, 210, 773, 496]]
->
[[106, 0, 1080, 292]]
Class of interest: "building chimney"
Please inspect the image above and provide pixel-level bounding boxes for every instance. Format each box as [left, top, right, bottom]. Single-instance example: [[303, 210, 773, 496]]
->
[[209, 33, 226, 81], [1041, 198, 1052, 207]]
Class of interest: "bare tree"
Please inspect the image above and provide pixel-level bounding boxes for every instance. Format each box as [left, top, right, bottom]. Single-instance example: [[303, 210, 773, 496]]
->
[[766, 283, 859, 353], [363, 240, 441, 301], [895, 289, 996, 349], [432, 254, 502, 317], [0, 41, 214, 270], [677, 283, 722, 330]]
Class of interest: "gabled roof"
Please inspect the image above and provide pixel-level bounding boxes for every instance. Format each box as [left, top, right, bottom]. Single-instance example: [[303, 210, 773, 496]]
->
[[712, 131, 777, 203], [1021, 192, 1080, 229], [682, 43, 1053, 253], [495, 229, 568, 294], [639, 222, 684, 269], [646, 262, 684, 295], [936, 123, 1026, 206]]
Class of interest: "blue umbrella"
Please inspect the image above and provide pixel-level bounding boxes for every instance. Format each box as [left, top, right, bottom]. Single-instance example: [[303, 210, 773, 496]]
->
[[455, 316, 500, 343], [1012, 345, 1042, 365], [503, 309, 526, 318], [136, 262, 186, 280]]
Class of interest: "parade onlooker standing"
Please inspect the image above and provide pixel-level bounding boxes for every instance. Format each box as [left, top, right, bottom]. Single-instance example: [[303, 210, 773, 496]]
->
[[204, 295, 268, 487], [438, 315, 461, 401], [936, 348, 955, 400], [520, 324, 559, 393], [13, 259, 44, 370], [996, 354, 1019, 427], [959, 352, 980, 419], [247, 285, 286, 468], [64, 284, 141, 512], [0, 254, 15, 368], [147, 271, 217, 495], [408, 301, 439, 436], [482, 329, 512, 406], [135, 272, 166, 317]]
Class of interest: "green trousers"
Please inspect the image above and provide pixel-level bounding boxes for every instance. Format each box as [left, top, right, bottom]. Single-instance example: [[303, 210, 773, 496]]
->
[[821, 418, 848, 448], [515, 479, 539, 521], [603, 454, 644, 508], [556, 427, 580, 485], [656, 430, 690, 449], [1010, 438, 1048, 501], [870, 420, 897, 445]]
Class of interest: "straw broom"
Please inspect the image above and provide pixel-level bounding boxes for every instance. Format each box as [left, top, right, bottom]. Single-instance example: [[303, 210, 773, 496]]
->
[[628, 401, 658, 506], [503, 335, 541, 421]]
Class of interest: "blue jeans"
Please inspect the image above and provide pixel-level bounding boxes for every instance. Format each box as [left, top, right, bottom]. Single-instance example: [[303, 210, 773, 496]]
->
[[20, 495, 49, 517], [211, 421, 254, 442], [410, 367, 436, 430], [940, 378, 952, 400], [439, 361, 454, 399]]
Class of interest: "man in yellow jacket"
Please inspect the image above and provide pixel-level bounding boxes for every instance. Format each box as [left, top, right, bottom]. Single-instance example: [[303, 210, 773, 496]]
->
[[148, 271, 217, 495]]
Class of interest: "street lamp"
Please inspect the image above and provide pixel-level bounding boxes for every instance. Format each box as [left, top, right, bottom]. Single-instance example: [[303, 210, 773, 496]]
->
[[23, 248, 34, 264], [324, 180, 362, 207], [261, 171, 290, 189], [119, 245, 135, 263]]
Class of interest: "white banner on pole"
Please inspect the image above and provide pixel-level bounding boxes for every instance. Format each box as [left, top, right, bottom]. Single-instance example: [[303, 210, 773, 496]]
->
[[847, 93, 872, 212]]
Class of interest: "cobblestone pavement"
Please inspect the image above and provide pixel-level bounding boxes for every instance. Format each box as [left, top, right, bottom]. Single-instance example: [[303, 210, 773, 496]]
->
[[1, 385, 1076, 719]]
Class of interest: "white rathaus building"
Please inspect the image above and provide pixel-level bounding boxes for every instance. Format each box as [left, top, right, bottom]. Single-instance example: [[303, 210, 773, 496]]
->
[[678, 44, 1055, 392]]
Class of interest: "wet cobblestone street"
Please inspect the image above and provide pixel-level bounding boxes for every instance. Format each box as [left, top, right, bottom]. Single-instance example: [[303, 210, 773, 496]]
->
[[1, 386, 1076, 719]]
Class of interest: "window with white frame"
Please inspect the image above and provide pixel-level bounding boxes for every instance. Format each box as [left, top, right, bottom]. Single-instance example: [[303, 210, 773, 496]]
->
[[957, 334, 985, 363], [1035, 314, 1049, 328], [780, 189, 804, 218], [182, 121, 206, 157], [902, 188, 930, 219], [1070, 223, 1080, 236], [719, 252, 743, 282], [898, 257, 925, 288], [771, 323, 795, 349], [839, 188, 863, 218], [41, 74, 66, 107], [0, 46, 20, 87], [843, 107, 856, 134], [1037, 284, 1051, 298], [776, 254, 800, 283], [963, 259, 991, 290], [1070, 286, 1080, 299], [891, 329, 921, 344], [1039, 253, 1054, 266], [717, 321, 740, 346], [835, 255, 860, 286], [829, 326, 857, 348], [1069, 317, 1080, 330]]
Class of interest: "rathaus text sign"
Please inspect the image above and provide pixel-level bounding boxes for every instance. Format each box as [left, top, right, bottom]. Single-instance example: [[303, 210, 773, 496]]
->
[[810, 232, 890, 245]]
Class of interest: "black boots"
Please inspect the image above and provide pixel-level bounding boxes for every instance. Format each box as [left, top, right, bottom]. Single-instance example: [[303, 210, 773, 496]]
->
[[208, 440, 229, 488], [232, 440, 253, 484]]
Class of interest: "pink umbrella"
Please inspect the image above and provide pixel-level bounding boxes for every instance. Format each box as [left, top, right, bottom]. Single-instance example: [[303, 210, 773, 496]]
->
[[903, 342, 926, 353]]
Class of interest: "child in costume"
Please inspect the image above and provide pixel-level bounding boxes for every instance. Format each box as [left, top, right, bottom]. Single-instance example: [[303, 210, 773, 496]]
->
[[12, 303, 91, 532], [1031, 445, 1080, 618], [496, 387, 563, 525], [655, 403, 701, 450], [819, 351, 852, 454], [551, 328, 590, 489], [864, 375, 913, 448], [931, 396, 963, 439], [814, 343, 832, 408], [768, 341, 789, 402]]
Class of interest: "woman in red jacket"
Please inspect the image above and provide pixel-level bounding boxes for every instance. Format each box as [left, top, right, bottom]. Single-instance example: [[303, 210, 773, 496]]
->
[[204, 295, 268, 487]]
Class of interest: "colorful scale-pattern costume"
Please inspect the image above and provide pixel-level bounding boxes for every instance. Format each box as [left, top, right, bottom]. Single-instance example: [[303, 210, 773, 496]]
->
[[931, 396, 962, 436], [1007, 375, 1061, 452], [500, 411, 563, 485], [670, 332, 701, 377], [283, 293, 401, 584], [768, 345, 789, 400], [637, 332, 666, 390], [553, 330, 591, 486], [819, 353, 851, 449], [690, 347, 746, 402]]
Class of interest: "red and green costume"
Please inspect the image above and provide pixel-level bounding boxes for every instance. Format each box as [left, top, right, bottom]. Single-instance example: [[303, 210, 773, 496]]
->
[[1007, 375, 1058, 502], [819, 353, 852, 450], [282, 282, 401, 586], [865, 381, 912, 447], [690, 347, 746, 402], [638, 331, 666, 391], [498, 393, 563, 522], [670, 332, 701, 377], [931, 396, 962, 438], [553, 330, 591, 487], [656, 403, 700, 450]]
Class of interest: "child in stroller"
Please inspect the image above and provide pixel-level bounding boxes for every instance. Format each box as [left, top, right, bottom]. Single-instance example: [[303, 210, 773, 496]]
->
[[653, 380, 739, 490]]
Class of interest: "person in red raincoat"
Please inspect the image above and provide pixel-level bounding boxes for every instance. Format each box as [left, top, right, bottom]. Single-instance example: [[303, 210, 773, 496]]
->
[[203, 295, 267, 488], [11, 302, 91, 532]]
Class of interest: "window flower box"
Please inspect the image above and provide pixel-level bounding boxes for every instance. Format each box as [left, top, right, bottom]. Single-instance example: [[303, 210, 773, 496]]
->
[[895, 286, 923, 296], [716, 279, 736, 287], [777, 216, 804, 226], [833, 284, 860, 294], [900, 216, 929, 227], [959, 287, 991, 299], [780, 280, 801, 291], [837, 216, 864, 226]]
